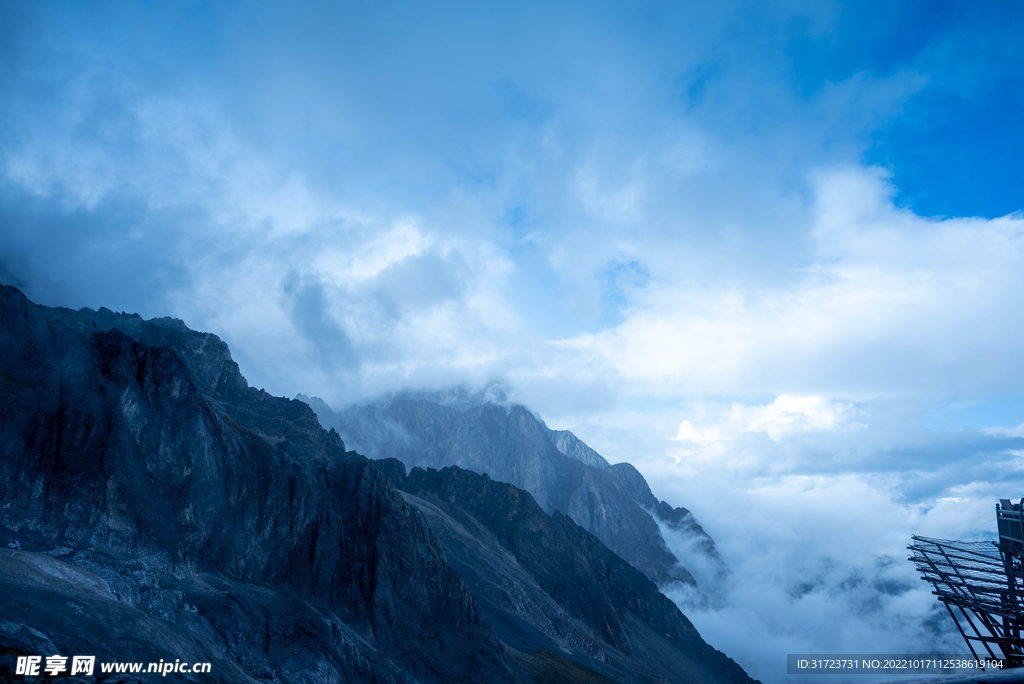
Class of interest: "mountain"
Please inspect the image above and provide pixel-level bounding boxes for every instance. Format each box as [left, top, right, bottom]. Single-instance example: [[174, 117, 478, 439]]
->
[[308, 396, 726, 591], [0, 284, 755, 684], [0, 285, 508, 683]]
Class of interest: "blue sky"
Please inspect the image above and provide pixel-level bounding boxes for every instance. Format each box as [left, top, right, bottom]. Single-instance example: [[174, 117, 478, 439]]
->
[[1, 1, 1023, 681]]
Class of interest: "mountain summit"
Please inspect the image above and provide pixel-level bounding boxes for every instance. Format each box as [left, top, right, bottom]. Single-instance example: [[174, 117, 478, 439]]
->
[[0, 284, 755, 684]]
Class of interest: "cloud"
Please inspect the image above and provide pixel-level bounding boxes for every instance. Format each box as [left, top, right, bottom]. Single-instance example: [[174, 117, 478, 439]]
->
[[553, 396, 1024, 683], [655, 465, 1019, 683], [673, 395, 860, 443], [544, 380, 1024, 683], [555, 168, 1024, 401], [4, 8, 995, 409], [984, 424, 1024, 438]]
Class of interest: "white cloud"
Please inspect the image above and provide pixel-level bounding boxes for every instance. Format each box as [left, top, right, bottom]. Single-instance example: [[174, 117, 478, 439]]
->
[[982, 423, 1024, 438], [543, 390, 1024, 684], [673, 394, 860, 443], [552, 168, 1024, 399], [313, 220, 433, 285], [656, 467, 1011, 683], [8, 15, 1011, 410]]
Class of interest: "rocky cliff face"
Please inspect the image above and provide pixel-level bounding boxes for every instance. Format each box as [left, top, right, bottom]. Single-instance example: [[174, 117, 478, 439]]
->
[[550, 429, 610, 468], [380, 462, 756, 684], [0, 284, 755, 684], [312, 397, 726, 590], [0, 285, 510, 683]]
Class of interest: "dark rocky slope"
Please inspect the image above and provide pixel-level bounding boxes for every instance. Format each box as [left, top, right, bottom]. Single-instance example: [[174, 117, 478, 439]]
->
[[311, 397, 725, 589], [0, 284, 509, 683], [379, 462, 755, 684]]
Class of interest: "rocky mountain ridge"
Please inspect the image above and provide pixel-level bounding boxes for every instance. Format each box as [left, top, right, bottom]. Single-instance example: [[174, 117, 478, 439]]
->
[[0, 284, 755, 684], [1, 286, 507, 682], [381, 461, 754, 684], [309, 396, 726, 591]]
